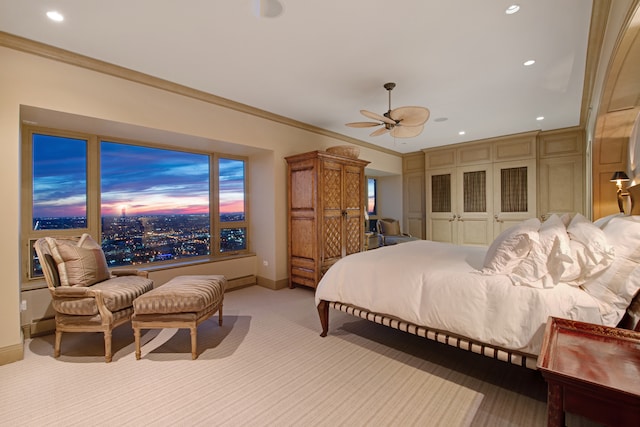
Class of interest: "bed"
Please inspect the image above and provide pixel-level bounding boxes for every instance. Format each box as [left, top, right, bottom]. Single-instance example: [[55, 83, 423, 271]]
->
[[315, 213, 640, 369]]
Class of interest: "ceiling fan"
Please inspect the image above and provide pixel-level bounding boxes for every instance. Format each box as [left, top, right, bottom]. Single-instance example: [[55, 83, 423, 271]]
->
[[346, 82, 430, 138]]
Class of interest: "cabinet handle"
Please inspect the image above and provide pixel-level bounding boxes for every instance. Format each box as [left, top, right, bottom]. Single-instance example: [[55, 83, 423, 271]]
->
[[342, 210, 347, 218], [448, 214, 456, 222], [494, 214, 504, 223]]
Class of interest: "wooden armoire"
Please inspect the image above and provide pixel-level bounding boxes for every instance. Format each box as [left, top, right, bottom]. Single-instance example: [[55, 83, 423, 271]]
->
[[286, 150, 369, 288]]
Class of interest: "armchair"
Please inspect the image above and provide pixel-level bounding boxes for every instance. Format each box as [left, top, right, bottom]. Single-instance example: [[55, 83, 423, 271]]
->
[[34, 234, 153, 362], [376, 218, 419, 246]]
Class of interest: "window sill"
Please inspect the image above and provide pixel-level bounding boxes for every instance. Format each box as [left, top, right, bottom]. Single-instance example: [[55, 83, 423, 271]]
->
[[22, 252, 255, 292]]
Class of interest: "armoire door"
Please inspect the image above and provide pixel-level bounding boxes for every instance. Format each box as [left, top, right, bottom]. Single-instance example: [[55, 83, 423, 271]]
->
[[321, 160, 344, 273], [343, 164, 364, 257]]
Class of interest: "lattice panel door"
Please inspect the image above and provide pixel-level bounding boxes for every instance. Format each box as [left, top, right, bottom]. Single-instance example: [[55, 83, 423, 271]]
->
[[323, 165, 343, 259], [344, 167, 363, 255]]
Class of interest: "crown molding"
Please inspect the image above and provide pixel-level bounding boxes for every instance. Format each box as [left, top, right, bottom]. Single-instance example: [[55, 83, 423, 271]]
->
[[0, 31, 401, 157]]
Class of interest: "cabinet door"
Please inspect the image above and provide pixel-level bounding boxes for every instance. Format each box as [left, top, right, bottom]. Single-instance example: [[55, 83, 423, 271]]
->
[[538, 155, 584, 217], [427, 168, 457, 243], [343, 164, 364, 257], [493, 159, 537, 236], [456, 164, 493, 246], [321, 161, 344, 271]]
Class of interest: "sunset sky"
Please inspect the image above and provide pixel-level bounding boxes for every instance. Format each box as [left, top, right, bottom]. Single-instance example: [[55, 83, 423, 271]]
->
[[32, 135, 244, 218]]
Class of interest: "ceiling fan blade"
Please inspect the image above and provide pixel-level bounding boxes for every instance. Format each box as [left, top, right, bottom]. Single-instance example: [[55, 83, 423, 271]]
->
[[389, 106, 430, 127], [360, 110, 395, 125], [390, 124, 424, 138], [346, 121, 381, 128], [369, 127, 390, 137]]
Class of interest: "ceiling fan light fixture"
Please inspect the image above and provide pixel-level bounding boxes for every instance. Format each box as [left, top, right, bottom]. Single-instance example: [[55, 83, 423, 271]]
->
[[346, 82, 430, 139]]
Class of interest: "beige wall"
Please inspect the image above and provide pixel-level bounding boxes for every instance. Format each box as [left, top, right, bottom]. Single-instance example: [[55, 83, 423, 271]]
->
[[0, 45, 402, 363], [377, 175, 403, 222]]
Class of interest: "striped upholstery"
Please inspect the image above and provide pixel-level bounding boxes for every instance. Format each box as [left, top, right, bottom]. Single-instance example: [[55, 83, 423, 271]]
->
[[132, 275, 227, 360], [329, 301, 538, 370], [33, 236, 153, 362], [134, 275, 226, 314], [53, 276, 153, 315]]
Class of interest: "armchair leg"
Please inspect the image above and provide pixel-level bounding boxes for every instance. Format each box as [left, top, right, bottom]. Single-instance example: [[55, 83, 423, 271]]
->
[[104, 330, 113, 363], [54, 330, 62, 358]]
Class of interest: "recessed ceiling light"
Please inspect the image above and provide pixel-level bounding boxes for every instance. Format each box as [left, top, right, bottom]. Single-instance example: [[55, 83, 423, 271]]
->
[[505, 5, 520, 15], [536, 116, 544, 121], [523, 59, 536, 66], [46, 11, 64, 22], [434, 117, 448, 122], [458, 131, 466, 135]]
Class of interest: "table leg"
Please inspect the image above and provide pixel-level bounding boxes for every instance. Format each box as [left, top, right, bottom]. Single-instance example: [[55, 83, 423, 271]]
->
[[547, 382, 566, 427]]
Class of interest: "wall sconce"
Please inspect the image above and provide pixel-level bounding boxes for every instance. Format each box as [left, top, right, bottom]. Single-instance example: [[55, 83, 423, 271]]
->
[[610, 171, 630, 213]]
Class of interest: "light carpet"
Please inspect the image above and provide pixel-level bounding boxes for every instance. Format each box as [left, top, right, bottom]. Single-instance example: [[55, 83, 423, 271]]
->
[[0, 286, 599, 426]]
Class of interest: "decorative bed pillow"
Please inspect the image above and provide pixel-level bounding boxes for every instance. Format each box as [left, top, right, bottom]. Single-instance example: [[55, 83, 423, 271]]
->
[[46, 234, 110, 287], [480, 217, 540, 274], [566, 213, 615, 281], [508, 214, 573, 288], [593, 212, 624, 229], [581, 216, 640, 325]]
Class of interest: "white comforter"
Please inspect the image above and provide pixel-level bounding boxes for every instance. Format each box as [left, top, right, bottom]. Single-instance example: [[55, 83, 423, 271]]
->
[[315, 240, 603, 355]]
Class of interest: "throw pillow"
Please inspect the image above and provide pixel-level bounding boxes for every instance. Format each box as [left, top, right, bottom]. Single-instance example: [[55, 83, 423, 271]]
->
[[46, 234, 110, 287]]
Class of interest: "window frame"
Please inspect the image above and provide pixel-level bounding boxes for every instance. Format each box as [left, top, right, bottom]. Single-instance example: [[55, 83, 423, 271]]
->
[[21, 125, 249, 283]]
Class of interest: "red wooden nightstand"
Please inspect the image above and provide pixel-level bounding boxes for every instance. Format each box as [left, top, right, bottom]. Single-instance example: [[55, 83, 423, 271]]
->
[[537, 317, 640, 427]]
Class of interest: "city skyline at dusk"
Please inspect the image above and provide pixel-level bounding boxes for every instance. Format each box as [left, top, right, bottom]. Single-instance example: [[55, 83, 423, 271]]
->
[[32, 135, 245, 219]]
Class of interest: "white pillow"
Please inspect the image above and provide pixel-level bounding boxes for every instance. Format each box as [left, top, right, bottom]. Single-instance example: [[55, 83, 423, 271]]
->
[[582, 216, 640, 325], [566, 213, 615, 281], [480, 218, 540, 274], [509, 214, 573, 288], [593, 213, 624, 229]]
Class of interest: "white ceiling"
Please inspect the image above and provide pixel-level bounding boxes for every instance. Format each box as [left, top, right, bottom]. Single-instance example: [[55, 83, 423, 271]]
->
[[0, 0, 594, 154]]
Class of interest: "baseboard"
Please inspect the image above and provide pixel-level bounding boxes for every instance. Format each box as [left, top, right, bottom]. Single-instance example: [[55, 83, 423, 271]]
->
[[0, 341, 24, 366], [256, 276, 289, 290], [227, 275, 257, 291], [23, 317, 56, 339]]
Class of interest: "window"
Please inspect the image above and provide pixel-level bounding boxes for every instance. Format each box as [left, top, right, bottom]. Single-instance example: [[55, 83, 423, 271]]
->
[[32, 134, 88, 230], [367, 178, 377, 216], [100, 142, 211, 266], [22, 127, 249, 279], [218, 158, 247, 253]]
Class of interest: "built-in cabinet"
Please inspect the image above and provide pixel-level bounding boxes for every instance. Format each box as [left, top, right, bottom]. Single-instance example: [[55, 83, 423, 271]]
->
[[403, 153, 426, 239], [286, 150, 369, 288], [420, 128, 584, 246], [537, 130, 585, 219], [425, 136, 537, 246]]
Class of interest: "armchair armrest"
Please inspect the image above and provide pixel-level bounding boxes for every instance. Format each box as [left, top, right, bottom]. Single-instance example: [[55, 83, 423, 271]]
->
[[52, 286, 99, 298], [112, 269, 149, 278]]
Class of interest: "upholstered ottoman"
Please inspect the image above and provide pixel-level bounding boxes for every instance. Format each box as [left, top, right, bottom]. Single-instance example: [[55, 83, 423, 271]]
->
[[132, 275, 226, 360]]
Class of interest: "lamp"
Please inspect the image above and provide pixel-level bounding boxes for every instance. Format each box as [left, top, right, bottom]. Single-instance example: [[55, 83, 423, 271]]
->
[[610, 171, 630, 213]]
